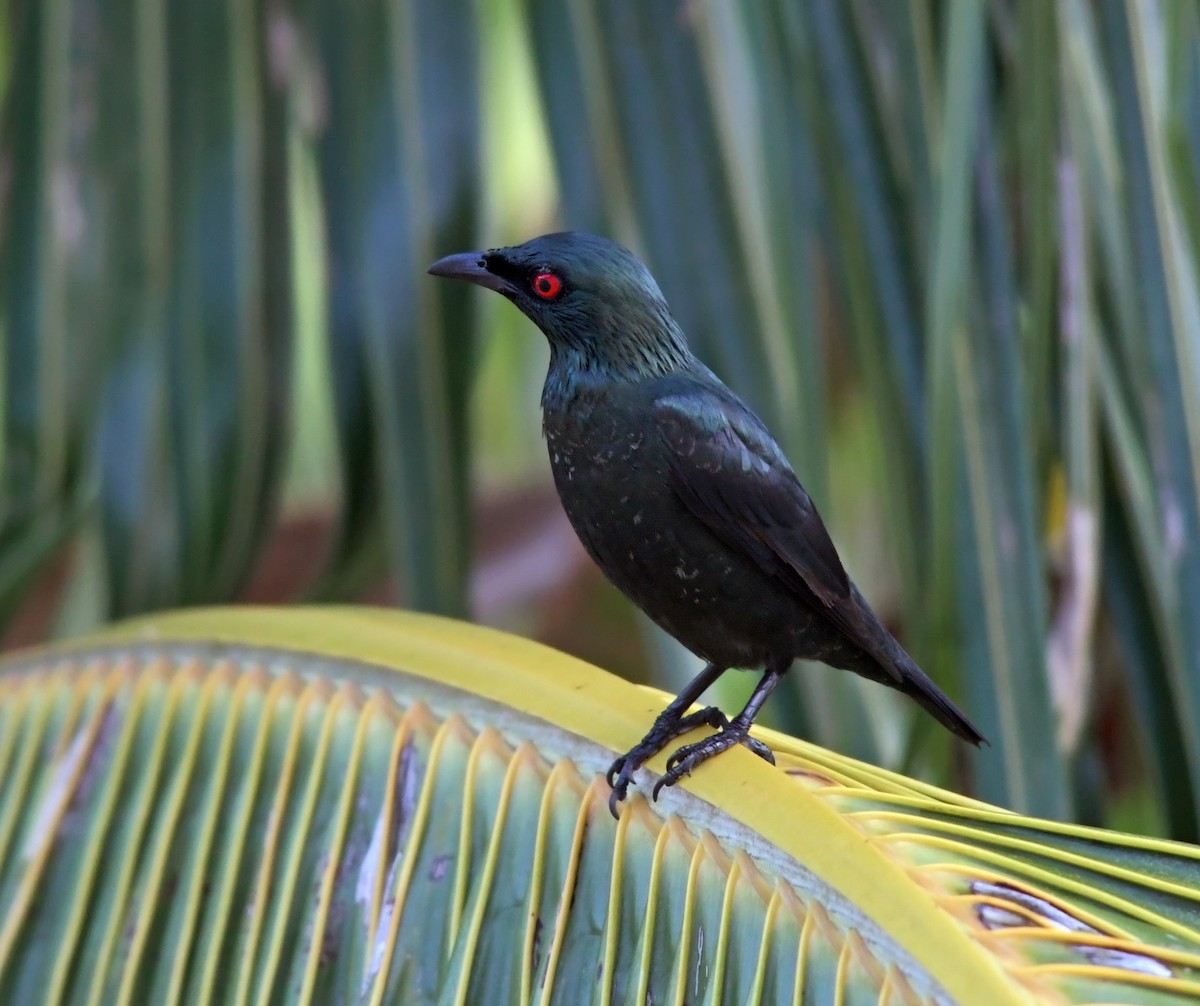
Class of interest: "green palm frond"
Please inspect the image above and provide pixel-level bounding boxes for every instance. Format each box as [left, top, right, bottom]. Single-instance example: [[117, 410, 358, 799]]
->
[[0, 607, 1196, 1004]]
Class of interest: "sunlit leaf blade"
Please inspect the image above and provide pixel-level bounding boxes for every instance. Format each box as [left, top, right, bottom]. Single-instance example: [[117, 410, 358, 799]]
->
[[84, 0, 171, 616], [0, 0, 70, 509], [0, 0, 82, 632], [923, 0, 984, 707], [1101, 477, 1195, 841], [1058, 0, 1194, 837], [956, 101, 1065, 817], [1171, 9, 1200, 275], [240, 0, 294, 596], [520, 0, 615, 236], [805, 0, 926, 455], [303, 0, 479, 614], [0, 606, 1055, 1005], [1014, 0, 1060, 464], [1051, 148, 1100, 764], [80, 0, 290, 616], [162, 0, 288, 607], [801, 0, 931, 670], [1093, 0, 1200, 810]]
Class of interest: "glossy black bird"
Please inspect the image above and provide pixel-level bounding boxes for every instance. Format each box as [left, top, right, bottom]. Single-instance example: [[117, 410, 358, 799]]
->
[[429, 232, 984, 814]]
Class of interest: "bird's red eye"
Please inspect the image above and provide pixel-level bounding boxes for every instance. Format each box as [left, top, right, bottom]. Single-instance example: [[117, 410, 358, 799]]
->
[[532, 272, 562, 300]]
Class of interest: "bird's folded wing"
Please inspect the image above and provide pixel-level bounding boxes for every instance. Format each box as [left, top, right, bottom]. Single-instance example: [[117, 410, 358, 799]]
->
[[653, 393, 851, 609]]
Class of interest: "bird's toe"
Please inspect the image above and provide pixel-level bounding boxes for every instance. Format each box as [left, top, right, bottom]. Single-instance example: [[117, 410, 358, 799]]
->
[[742, 734, 775, 764], [651, 724, 777, 801], [654, 733, 735, 799]]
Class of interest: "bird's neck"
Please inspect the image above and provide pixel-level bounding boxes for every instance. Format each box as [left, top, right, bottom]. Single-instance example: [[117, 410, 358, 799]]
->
[[540, 318, 695, 412]]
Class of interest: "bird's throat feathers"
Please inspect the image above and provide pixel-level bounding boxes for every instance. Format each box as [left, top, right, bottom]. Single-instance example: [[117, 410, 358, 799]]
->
[[540, 309, 694, 410]]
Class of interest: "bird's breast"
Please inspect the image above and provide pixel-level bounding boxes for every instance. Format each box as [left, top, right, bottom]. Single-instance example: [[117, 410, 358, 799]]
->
[[542, 403, 785, 667], [544, 411, 665, 554]]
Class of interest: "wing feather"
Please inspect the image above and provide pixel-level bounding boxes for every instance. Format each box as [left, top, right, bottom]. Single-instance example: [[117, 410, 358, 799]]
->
[[653, 391, 851, 609]]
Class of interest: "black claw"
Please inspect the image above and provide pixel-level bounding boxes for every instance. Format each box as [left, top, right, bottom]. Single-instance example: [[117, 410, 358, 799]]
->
[[744, 735, 775, 764], [607, 786, 623, 819]]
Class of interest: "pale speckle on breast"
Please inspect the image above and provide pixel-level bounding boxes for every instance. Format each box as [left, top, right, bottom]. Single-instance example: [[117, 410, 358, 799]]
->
[[619, 431, 645, 461]]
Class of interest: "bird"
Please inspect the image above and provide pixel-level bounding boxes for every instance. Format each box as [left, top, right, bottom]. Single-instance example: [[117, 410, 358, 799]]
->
[[428, 232, 984, 815]]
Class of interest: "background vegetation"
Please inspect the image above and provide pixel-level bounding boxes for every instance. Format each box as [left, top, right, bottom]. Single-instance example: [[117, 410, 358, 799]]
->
[[2, 0, 1200, 838]]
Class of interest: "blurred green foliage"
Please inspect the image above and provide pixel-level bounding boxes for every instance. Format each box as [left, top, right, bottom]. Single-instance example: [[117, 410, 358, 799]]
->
[[3, 0, 1200, 837]]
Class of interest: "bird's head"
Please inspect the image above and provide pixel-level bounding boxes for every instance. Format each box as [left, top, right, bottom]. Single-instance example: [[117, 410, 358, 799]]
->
[[428, 232, 694, 383]]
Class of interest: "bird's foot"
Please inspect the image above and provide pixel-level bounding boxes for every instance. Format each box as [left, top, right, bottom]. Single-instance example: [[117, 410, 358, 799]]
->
[[651, 716, 775, 801], [606, 705, 729, 817]]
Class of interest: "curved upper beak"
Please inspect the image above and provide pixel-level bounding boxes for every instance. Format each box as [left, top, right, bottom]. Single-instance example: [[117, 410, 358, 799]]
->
[[427, 251, 512, 294]]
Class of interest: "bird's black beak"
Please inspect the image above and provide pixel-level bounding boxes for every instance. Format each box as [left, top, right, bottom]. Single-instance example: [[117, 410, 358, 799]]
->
[[427, 251, 513, 295]]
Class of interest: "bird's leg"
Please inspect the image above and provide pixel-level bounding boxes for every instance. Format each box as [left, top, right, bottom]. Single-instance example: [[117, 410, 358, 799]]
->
[[607, 662, 727, 816], [651, 663, 785, 801]]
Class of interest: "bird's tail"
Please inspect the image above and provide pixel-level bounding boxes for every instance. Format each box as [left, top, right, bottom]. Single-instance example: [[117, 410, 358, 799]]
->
[[890, 647, 985, 745], [845, 587, 986, 746]]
